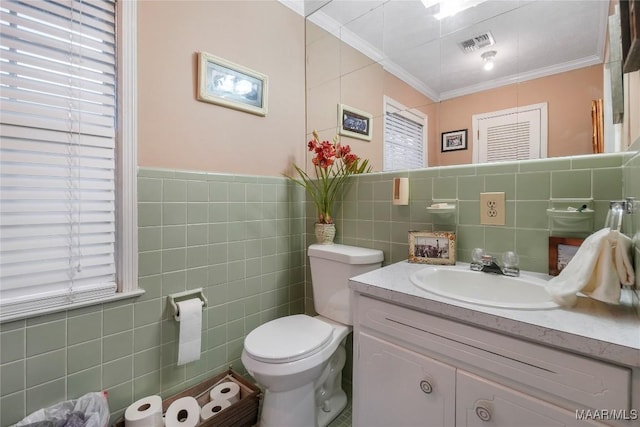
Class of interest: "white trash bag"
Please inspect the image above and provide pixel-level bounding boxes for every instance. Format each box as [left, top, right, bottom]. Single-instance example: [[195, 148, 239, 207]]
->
[[13, 392, 109, 427]]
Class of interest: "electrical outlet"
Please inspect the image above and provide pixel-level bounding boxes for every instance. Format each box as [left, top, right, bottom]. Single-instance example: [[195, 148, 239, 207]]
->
[[480, 192, 506, 225]]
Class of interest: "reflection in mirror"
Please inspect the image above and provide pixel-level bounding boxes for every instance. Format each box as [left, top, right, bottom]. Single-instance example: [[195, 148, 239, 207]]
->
[[305, 0, 634, 171]]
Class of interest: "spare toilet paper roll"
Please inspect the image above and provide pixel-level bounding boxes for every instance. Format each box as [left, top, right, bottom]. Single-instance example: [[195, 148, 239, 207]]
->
[[209, 381, 240, 404], [165, 396, 200, 427], [176, 298, 202, 366], [124, 395, 163, 427], [200, 399, 231, 421]]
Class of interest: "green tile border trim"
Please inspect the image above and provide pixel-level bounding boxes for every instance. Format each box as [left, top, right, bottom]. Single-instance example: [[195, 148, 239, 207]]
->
[[138, 167, 290, 183]]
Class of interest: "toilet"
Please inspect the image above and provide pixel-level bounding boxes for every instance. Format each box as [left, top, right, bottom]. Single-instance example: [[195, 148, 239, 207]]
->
[[241, 243, 383, 427]]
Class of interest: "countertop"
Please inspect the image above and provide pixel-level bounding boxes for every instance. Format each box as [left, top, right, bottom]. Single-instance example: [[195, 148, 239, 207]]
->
[[349, 261, 640, 367]]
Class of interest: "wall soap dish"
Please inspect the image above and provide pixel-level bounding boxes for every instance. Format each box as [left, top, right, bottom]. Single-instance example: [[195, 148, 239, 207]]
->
[[547, 199, 594, 236], [427, 200, 457, 223]]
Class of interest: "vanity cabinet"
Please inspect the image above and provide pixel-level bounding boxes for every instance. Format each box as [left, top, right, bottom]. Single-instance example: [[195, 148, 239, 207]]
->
[[353, 294, 633, 427], [358, 332, 456, 427]]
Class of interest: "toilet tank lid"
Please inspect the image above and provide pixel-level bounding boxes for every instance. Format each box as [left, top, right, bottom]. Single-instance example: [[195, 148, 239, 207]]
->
[[308, 244, 383, 264]]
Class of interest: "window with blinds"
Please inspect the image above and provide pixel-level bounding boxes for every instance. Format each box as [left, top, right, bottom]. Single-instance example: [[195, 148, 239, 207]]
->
[[0, 0, 119, 320], [384, 96, 427, 171]]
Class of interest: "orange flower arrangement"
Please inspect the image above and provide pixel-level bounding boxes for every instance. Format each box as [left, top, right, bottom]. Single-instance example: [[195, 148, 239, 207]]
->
[[287, 130, 370, 224]]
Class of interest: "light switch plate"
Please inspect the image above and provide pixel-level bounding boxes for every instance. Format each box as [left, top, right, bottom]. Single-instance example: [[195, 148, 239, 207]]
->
[[480, 192, 506, 225]]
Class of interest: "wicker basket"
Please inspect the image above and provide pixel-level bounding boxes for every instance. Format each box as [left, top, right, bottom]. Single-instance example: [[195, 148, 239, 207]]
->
[[113, 369, 260, 427]]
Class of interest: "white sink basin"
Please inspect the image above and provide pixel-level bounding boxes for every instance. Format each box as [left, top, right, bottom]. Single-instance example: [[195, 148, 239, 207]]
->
[[409, 265, 559, 310]]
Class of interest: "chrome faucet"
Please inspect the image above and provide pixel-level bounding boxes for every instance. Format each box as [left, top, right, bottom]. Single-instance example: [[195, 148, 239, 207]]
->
[[470, 250, 520, 277]]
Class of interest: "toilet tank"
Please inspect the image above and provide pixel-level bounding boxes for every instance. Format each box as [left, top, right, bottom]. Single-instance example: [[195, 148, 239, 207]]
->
[[308, 244, 383, 325]]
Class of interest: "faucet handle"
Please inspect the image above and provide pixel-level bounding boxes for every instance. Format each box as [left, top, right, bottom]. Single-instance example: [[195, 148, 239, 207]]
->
[[470, 248, 485, 271], [501, 251, 520, 277], [501, 251, 519, 268], [471, 248, 485, 263]]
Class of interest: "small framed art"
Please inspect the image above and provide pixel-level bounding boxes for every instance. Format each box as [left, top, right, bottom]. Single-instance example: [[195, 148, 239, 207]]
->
[[441, 129, 467, 152], [548, 236, 584, 276], [197, 51, 268, 116], [408, 231, 456, 265], [338, 104, 372, 141]]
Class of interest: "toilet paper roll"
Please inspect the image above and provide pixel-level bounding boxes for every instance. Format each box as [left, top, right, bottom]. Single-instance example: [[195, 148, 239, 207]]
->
[[176, 298, 202, 366], [209, 381, 240, 404], [165, 396, 200, 427], [124, 395, 163, 427], [200, 399, 231, 421]]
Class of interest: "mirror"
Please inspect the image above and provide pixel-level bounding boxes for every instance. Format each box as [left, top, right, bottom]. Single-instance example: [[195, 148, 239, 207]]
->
[[305, 0, 626, 170]]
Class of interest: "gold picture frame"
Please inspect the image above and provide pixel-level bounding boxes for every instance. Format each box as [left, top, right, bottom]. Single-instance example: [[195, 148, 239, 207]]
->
[[408, 231, 456, 265], [197, 51, 268, 116]]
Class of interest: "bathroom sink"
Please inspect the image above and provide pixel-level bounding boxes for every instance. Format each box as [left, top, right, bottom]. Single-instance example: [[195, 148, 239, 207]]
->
[[409, 265, 559, 310]]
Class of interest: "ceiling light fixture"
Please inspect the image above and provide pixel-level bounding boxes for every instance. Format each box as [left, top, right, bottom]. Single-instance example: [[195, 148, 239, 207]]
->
[[421, 0, 489, 21], [481, 50, 497, 71]]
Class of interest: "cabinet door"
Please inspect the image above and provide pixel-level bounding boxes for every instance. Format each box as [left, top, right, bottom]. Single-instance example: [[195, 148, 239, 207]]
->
[[456, 370, 607, 427], [354, 332, 456, 427]]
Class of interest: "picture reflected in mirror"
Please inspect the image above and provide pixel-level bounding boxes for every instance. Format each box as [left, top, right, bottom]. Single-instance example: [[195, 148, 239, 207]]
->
[[306, 0, 636, 171]]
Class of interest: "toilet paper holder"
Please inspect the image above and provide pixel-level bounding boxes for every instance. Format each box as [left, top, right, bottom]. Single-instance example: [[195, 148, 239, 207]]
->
[[168, 288, 208, 321]]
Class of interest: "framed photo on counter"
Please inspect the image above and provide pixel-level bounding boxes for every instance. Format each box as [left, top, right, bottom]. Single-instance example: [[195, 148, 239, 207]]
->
[[408, 231, 456, 265], [548, 236, 584, 276]]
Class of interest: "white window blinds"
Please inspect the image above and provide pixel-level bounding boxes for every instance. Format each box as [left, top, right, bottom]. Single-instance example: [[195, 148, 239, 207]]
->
[[384, 97, 426, 171], [1, 0, 117, 320]]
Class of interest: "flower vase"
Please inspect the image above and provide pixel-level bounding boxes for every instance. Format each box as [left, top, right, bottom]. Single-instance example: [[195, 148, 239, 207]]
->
[[315, 223, 336, 245]]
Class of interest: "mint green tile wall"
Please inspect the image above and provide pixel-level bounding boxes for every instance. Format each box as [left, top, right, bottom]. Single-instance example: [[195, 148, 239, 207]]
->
[[621, 139, 640, 315], [302, 153, 627, 388], [1, 155, 633, 426], [0, 169, 305, 426], [308, 153, 626, 278]]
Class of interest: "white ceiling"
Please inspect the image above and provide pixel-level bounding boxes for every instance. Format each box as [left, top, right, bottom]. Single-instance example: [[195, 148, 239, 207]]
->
[[304, 0, 610, 101]]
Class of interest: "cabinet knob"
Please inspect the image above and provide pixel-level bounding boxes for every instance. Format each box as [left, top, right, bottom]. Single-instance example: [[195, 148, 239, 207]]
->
[[419, 379, 433, 394], [474, 400, 492, 422]]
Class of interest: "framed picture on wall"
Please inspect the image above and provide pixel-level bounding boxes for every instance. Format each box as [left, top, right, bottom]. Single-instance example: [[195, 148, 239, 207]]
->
[[338, 104, 372, 141], [441, 129, 468, 152], [197, 51, 268, 116], [408, 231, 456, 265], [548, 236, 584, 276]]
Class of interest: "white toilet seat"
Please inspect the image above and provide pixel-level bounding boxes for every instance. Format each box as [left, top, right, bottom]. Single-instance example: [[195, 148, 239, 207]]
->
[[244, 314, 334, 363]]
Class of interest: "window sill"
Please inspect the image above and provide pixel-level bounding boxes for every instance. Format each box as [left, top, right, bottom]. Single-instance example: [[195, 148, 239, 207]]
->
[[0, 289, 146, 324]]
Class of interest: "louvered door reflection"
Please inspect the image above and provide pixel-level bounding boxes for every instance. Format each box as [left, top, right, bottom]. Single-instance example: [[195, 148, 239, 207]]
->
[[474, 104, 547, 163]]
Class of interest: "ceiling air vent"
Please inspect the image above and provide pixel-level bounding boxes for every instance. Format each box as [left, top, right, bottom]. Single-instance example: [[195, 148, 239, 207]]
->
[[458, 32, 495, 53]]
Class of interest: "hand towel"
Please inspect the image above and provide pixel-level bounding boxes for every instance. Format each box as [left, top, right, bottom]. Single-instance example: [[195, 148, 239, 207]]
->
[[545, 228, 635, 307], [612, 231, 634, 286]]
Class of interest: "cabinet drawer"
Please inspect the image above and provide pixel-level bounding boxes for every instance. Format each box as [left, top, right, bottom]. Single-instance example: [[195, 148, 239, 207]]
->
[[356, 295, 631, 411], [456, 370, 607, 427]]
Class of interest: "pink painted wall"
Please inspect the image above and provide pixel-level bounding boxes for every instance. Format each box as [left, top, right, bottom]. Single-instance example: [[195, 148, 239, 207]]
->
[[137, 1, 306, 176], [434, 65, 604, 166], [306, 20, 604, 170], [137, 2, 606, 174], [305, 21, 436, 171]]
